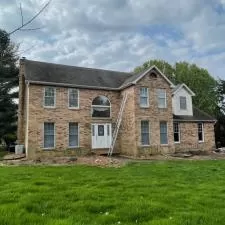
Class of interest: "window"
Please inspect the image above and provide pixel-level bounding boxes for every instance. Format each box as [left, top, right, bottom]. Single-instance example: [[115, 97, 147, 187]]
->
[[68, 88, 79, 108], [180, 96, 187, 110], [92, 96, 110, 117], [198, 123, 204, 142], [157, 89, 167, 108], [160, 122, 168, 144], [141, 121, 150, 145], [44, 123, 55, 148], [173, 122, 180, 143], [140, 87, 149, 107], [69, 123, 79, 147], [44, 87, 55, 107]]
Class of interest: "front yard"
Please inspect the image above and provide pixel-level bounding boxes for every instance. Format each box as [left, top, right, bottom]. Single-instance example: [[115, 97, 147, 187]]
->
[[0, 161, 225, 225]]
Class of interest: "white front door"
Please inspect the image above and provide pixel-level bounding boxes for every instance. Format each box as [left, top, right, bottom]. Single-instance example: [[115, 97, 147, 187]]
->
[[92, 124, 112, 149]]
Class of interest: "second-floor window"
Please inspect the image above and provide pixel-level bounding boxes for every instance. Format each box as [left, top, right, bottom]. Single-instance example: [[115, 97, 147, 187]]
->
[[44, 87, 55, 107], [180, 96, 187, 110], [68, 88, 79, 108], [140, 87, 149, 107], [157, 89, 167, 108], [92, 96, 110, 117]]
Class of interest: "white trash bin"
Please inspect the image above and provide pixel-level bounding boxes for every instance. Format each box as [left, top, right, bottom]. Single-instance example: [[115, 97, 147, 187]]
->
[[15, 145, 24, 154]]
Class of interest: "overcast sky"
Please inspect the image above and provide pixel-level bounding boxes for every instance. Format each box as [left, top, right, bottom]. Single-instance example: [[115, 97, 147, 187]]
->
[[1, 0, 225, 79]]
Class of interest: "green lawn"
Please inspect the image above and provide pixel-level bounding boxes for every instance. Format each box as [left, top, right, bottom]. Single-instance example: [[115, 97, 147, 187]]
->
[[1, 161, 225, 225]]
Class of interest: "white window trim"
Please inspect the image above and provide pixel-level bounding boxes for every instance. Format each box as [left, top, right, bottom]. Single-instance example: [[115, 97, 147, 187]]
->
[[198, 123, 205, 143], [68, 123, 80, 148], [140, 120, 150, 146], [180, 96, 187, 110], [68, 88, 79, 109], [157, 89, 167, 109], [43, 122, 56, 150], [43, 87, 56, 108], [174, 122, 180, 144], [140, 87, 149, 108], [160, 121, 168, 145]]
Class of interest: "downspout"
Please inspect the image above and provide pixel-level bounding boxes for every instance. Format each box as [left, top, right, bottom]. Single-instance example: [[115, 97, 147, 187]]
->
[[25, 81, 30, 157]]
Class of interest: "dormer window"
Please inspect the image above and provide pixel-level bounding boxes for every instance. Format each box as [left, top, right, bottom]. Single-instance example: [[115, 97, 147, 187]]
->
[[92, 96, 110, 117], [180, 96, 187, 110]]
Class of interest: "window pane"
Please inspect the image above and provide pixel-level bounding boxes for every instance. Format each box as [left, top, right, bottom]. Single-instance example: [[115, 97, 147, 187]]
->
[[198, 123, 203, 141], [98, 125, 104, 136], [160, 122, 168, 144], [180, 96, 187, 110], [92, 107, 110, 117], [69, 123, 78, 147], [69, 89, 78, 108], [44, 123, 54, 148], [157, 89, 166, 108], [140, 97, 148, 106], [44, 87, 55, 107], [140, 87, 149, 107], [173, 123, 180, 142], [141, 121, 149, 145], [92, 96, 110, 106]]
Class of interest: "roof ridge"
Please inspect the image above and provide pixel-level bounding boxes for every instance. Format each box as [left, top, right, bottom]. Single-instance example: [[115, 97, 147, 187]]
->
[[24, 59, 132, 76]]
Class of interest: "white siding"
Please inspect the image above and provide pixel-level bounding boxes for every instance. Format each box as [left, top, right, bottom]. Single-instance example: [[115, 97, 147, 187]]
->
[[172, 87, 193, 116]]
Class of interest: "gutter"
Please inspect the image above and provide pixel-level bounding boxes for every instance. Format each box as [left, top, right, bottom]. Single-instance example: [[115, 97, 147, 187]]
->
[[173, 119, 216, 123], [25, 81, 30, 157]]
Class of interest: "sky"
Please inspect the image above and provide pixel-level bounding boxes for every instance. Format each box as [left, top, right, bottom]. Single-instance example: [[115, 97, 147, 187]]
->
[[1, 0, 225, 79]]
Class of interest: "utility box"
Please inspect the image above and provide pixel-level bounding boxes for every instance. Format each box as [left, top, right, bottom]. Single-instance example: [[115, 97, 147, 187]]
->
[[15, 145, 24, 154]]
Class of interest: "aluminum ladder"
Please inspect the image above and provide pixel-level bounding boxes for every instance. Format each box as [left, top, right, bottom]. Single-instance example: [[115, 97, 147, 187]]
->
[[108, 92, 128, 156]]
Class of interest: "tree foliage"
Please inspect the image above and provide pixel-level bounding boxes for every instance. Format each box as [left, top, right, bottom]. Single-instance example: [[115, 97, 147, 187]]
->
[[134, 59, 218, 116], [0, 29, 18, 143]]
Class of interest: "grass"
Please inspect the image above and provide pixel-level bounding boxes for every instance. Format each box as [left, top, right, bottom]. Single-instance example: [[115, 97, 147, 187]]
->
[[0, 161, 225, 225]]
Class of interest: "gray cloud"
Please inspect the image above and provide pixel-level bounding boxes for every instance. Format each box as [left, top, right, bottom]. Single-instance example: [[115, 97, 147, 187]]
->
[[0, 0, 225, 79]]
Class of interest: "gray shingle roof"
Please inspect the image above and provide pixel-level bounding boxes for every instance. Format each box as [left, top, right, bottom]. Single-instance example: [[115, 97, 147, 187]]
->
[[173, 107, 216, 122], [24, 59, 133, 89]]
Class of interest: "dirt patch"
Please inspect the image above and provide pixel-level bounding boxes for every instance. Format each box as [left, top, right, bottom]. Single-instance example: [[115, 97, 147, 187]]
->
[[1, 155, 128, 167], [2, 150, 225, 167]]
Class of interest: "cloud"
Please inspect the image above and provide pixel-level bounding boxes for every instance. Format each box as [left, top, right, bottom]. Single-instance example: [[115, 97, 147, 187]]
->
[[0, 0, 225, 79]]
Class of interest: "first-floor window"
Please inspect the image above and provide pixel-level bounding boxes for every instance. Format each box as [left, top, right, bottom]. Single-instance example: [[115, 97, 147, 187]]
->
[[44, 123, 55, 148], [141, 121, 150, 145], [198, 123, 204, 142], [69, 123, 79, 147], [173, 122, 180, 143], [160, 122, 168, 144]]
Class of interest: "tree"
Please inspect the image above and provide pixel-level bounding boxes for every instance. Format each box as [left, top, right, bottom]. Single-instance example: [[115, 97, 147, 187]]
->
[[133, 59, 218, 116], [0, 29, 18, 146]]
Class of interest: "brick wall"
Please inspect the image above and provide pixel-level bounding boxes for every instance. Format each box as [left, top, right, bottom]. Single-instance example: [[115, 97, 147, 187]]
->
[[27, 85, 121, 159], [175, 122, 215, 151], [134, 72, 175, 156]]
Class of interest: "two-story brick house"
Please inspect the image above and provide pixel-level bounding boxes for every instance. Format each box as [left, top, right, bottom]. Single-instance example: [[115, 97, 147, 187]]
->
[[17, 58, 215, 159]]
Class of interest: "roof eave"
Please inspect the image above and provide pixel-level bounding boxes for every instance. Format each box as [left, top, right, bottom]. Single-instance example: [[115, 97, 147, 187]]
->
[[173, 83, 195, 96], [173, 119, 216, 123], [26, 80, 121, 91]]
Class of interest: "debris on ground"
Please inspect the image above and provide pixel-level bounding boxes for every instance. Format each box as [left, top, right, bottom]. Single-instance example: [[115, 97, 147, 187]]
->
[[1, 155, 126, 167], [2, 149, 225, 166]]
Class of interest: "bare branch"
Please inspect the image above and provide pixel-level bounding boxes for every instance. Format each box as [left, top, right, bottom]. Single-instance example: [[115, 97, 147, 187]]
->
[[9, 0, 51, 35], [19, 3, 24, 26], [20, 27, 44, 31]]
